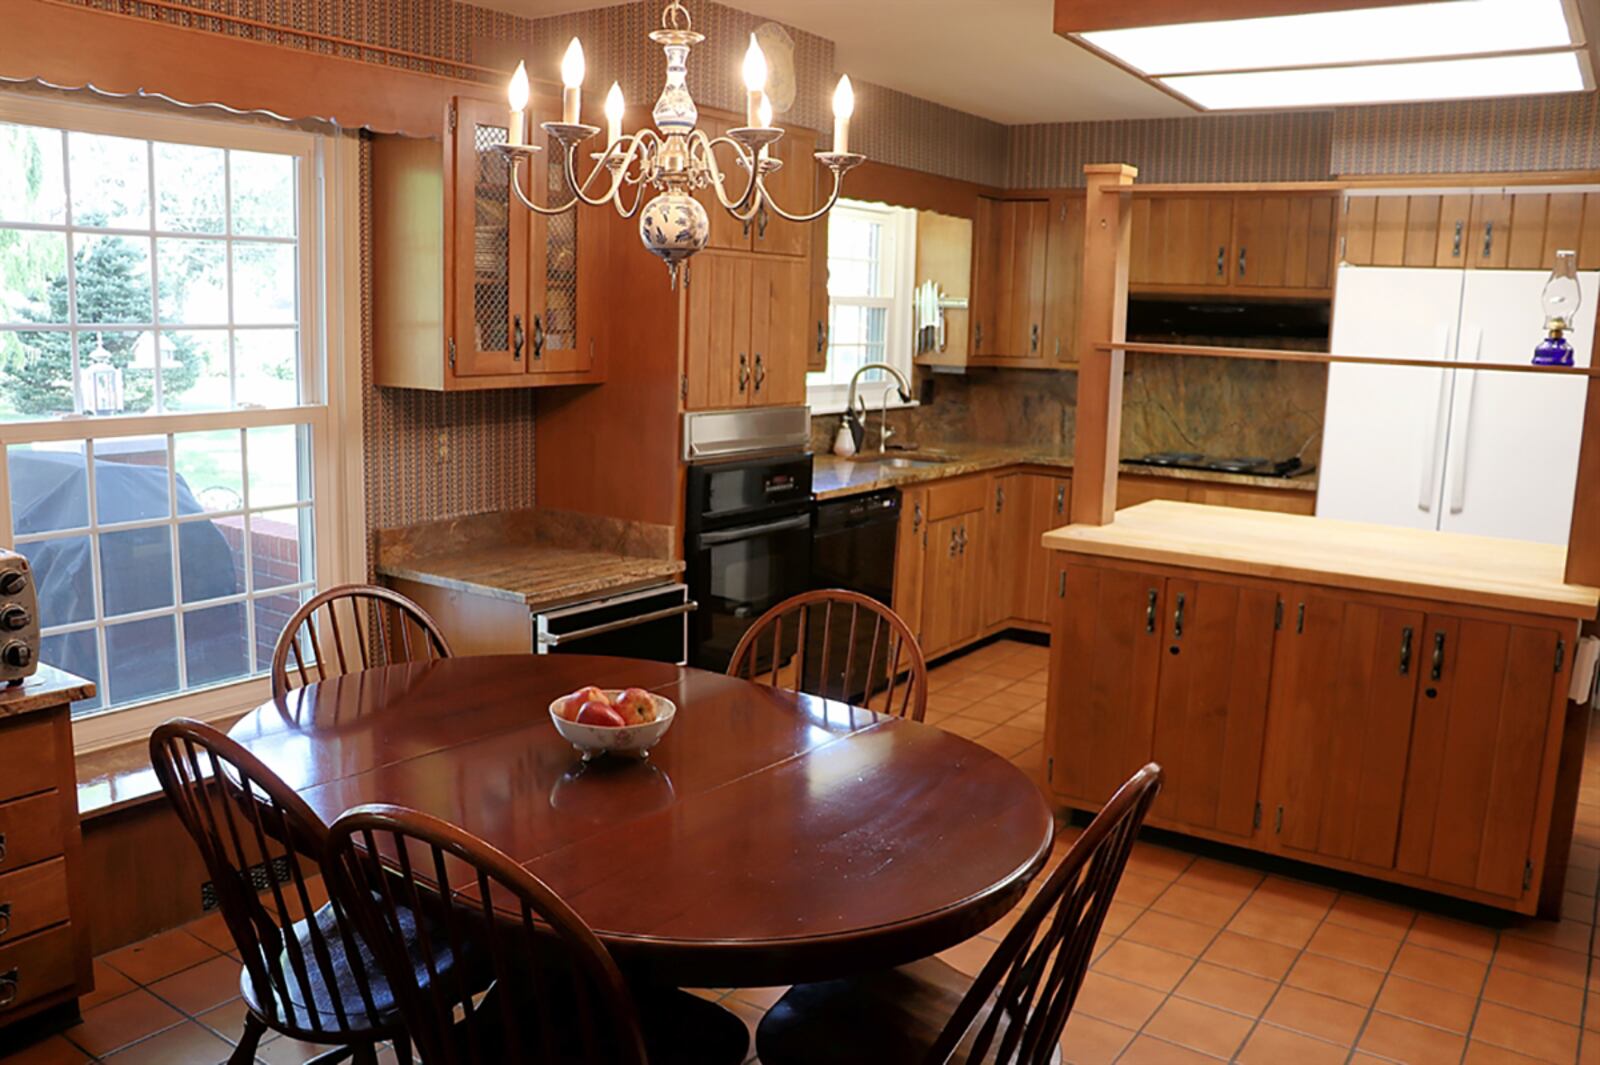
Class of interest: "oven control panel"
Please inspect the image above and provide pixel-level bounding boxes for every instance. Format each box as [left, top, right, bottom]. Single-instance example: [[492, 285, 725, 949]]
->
[[0, 551, 39, 684]]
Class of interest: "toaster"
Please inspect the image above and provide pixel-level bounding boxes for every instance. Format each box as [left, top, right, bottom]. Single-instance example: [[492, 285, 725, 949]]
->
[[0, 550, 39, 684]]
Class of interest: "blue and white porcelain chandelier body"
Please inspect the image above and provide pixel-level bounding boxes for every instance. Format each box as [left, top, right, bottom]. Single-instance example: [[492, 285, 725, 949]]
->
[[498, 0, 865, 285]]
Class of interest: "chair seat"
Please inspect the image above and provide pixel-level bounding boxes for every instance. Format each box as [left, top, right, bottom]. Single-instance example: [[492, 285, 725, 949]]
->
[[460, 985, 748, 1065], [242, 899, 460, 1038], [756, 957, 1061, 1065]]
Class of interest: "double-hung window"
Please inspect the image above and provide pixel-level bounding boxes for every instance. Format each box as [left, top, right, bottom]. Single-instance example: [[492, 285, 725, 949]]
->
[[806, 200, 918, 414], [0, 96, 359, 749]]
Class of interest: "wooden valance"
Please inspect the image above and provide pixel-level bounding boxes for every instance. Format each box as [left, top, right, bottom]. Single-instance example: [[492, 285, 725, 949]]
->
[[0, 0, 506, 138]]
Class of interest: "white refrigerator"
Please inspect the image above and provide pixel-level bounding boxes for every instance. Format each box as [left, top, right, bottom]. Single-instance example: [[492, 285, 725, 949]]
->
[[1317, 265, 1597, 545]]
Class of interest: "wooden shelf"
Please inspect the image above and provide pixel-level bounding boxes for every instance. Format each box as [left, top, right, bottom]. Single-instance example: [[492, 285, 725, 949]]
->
[[1096, 340, 1600, 377]]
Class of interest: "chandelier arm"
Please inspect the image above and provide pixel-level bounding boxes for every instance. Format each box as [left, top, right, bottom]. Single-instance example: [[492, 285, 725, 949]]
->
[[753, 166, 847, 225], [696, 133, 760, 213], [507, 156, 582, 217], [613, 177, 649, 219], [559, 141, 628, 208]]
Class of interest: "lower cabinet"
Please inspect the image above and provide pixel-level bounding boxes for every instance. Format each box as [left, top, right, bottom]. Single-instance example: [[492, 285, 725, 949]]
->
[[1045, 554, 1579, 914], [894, 485, 929, 645]]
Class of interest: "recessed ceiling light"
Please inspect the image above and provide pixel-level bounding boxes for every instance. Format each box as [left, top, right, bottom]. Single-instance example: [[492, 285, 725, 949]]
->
[[1162, 51, 1588, 110], [1069, 0, 1591, 109], [1083, 0, 1573, 75]]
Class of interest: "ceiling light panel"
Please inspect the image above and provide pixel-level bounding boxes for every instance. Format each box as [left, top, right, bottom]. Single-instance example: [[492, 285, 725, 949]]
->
[[1083, 0, 1575, 75], [1161, 51, 1587, 109]]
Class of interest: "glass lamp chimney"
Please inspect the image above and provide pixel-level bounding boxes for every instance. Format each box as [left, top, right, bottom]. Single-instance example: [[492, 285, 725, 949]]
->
[[1534, 249, 1582, 366]]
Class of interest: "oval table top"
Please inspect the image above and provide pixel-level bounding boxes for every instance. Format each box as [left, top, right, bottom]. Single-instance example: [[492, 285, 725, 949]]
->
[[227, 654, 1054, 987]]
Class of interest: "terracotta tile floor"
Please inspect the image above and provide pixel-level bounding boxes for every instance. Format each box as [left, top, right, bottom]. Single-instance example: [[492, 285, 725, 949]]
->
[[7, 636, 1600, 1063]]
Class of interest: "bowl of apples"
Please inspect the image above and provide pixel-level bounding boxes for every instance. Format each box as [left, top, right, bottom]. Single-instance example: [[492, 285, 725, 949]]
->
[[550, 686, 676, 760]]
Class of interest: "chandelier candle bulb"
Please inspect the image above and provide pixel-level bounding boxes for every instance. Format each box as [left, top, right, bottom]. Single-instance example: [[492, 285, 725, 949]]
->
[[758, 93, 774, 130], [743, 35, 768, 127], [832, 75, 854, 154], [605, 82, 626, 147], [507, 61, 530, 147], [561, 38, 586, 125]]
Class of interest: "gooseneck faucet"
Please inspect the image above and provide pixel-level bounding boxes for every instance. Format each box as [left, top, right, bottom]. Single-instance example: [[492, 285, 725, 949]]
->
[[844, 362, 912, 455]]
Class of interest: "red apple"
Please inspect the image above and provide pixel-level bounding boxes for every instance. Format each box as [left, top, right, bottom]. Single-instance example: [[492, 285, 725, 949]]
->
[[613, 688, 657, 725], [570, 685, 611, 707], [575, 699, 627, 728], [552, 694, 584, 721]]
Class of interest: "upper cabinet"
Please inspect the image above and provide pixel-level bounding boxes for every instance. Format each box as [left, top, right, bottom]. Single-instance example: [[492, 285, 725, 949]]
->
[[694, 121, 818, 258], [966, 194, 1084, 367], [371, 93, 604, 391], [1342, 190, 1600, 271], [1131, 192, 1338, 299]]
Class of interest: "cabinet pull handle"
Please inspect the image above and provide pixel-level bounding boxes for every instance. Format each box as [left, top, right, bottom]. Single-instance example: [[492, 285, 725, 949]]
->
[[758, 209, 769, 239], [0, 903, 9, 938], [1173, 593, 1186, 640], [1058, 569, 1067, 597], [816, 320, 828, 354], [1216, 246, 1226, 278], [1145, 589, 1158, 634], [912, 501, 923, 533], [1399, 627, 1413, 675], [949, 529, 960, 558], [995, 485, 1005, 513], [1055, 485, 1066, 514], [1482, 220, 1494, 258], [0, 832, 7, 864], [958, 526, 968, 555], [0, 968, 15, 1009], [1054, 337, 1061, 359], [974, 322, 983, 350], [512, 314, 524, 361], [1030, 323, 1040, 353], [1238, 246, 1248, 278], [1431, 631, 1446, 681], [753, 353, 766, 391], [738, 353, 749, 392], [533, 314, 545, 360], [743, 217, 752, 238], [1452, 220, 1464, 258]]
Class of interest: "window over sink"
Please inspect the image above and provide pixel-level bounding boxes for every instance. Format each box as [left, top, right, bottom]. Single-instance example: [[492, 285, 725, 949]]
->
[[807, 200, 917, 414], [0, 95, 360, 750]]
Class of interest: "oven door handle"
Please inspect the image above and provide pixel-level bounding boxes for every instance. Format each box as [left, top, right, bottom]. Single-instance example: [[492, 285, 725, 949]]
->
[[695, 513, 813, 546], [538, 601, 699, 647]]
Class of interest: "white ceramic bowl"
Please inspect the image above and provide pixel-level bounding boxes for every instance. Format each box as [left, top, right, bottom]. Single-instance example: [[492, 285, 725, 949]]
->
[[550, 690, 677, 760]]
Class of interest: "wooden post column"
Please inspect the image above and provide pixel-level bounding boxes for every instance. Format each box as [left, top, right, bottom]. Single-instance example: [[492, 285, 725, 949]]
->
[[1565, 373, 1600, 586], [1070, 163, 1137, 526]]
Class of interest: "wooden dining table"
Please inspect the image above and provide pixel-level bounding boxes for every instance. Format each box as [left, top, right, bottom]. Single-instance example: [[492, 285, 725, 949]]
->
[[226, 653, 1055, 988]]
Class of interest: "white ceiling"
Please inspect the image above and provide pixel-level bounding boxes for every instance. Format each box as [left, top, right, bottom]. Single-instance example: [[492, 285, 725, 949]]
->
[[473, 0, 1193, 125]]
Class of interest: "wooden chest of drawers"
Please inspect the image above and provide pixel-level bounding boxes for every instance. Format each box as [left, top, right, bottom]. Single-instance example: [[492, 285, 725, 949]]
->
[[0, 667, 95, 1032]]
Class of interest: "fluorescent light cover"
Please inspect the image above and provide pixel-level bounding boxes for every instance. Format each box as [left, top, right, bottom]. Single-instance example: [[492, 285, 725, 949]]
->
[[1162, 52, 1586, 109], [1083, 0, 1573, 75]]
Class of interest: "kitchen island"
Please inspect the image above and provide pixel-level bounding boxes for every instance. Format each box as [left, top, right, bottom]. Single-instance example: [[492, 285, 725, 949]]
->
[[1041, 500, 1600, 916]]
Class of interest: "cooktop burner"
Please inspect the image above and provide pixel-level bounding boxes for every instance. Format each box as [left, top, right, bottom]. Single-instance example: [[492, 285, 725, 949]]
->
[[1125, 452, 1312, 478]]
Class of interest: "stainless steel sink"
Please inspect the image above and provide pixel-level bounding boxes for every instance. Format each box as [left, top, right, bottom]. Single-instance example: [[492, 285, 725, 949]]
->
[[848, 451, 958, 466]]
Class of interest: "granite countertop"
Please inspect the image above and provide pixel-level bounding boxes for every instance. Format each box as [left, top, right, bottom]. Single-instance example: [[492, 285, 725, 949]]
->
[[813, 445, 1319, 501], [0, 662, 95, 721], [375, 507, 684, 611], [379, 547, 684, 609]]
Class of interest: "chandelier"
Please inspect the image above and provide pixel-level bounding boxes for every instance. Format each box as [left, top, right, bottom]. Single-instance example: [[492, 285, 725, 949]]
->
[[497, 0, 865, 284]]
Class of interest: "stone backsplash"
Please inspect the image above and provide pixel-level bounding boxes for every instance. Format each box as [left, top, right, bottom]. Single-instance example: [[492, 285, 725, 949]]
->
[[811, 356, 1327, 466]]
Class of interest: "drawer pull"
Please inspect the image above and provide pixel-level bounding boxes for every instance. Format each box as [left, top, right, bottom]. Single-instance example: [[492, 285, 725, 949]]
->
[[0, 832, 6, 865], [0, 903, 8, 938], [0, 968, 15, 1009]]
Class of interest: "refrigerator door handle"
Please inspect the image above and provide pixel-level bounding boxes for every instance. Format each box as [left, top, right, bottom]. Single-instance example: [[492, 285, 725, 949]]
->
[[1446, 325, 1483, 515], [1418, 325, 1454, 514]]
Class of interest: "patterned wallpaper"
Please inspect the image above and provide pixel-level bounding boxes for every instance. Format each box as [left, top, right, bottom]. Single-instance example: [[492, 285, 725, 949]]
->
[[1007, 112, 1336, 188], [1330, 93, 1600, 175]]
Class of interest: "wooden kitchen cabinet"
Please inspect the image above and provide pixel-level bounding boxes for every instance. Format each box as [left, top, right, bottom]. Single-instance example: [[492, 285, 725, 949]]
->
[[1131, 192, 1336, 298], [371, 93, 603, 391], [1021, 476, 1071, 624], [971, 199, 1049, 361], [694, 117, 816, 258], [917, 477, 989, 657], [1047, 560, 1165, 806], [1344, 190, 1600, 271], [682, 252, 811, 410], [983, 474, 1025, 628], [807, 201, 830, 372], [1043, 196, 1085, 366], [893, 485, 929, 644]]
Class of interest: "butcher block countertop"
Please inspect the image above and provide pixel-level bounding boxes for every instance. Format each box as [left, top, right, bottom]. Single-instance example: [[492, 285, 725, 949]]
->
[[1043, 500, 1600, 620]]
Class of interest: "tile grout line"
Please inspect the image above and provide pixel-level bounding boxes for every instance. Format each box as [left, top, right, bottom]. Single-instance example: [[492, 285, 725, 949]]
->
[[1226, 888, 1349, 1064], [1339, 906, 1420, 1065]]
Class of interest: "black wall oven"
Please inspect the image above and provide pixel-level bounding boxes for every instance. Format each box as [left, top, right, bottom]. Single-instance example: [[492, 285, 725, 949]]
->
[[685, 451, 814, 671]]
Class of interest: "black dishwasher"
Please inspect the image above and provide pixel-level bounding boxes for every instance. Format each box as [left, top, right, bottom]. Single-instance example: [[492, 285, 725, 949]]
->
[[809, 489, 901, 701]]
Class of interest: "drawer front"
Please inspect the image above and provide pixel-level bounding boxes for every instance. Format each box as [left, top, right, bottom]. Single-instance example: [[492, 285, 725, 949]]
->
[[0, 793, 64, 875], [926, 476, 990, 521], [0, 859, 68, 945], [0, 924, 76, 1017], [0, 716, 59, 802]]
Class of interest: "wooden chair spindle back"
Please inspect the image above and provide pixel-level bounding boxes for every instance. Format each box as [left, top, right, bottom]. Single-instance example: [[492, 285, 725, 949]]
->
[[272, 584, 452, 705]]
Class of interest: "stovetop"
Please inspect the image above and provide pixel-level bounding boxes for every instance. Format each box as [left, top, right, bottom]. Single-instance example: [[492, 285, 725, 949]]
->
[[1124, 452, 1313, 478]]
